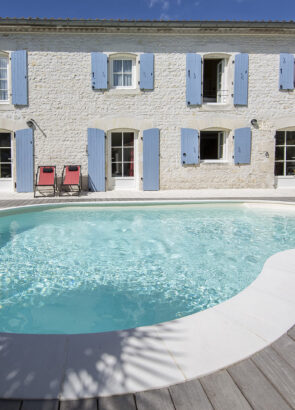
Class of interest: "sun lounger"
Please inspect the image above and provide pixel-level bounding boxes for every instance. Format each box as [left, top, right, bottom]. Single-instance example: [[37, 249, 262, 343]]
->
[[60, 165, 82, 196], [34, 166, 57, 197]]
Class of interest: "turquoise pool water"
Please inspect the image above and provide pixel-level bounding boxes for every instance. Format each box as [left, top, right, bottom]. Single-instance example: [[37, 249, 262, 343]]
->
[[0, 203, 295, 334]]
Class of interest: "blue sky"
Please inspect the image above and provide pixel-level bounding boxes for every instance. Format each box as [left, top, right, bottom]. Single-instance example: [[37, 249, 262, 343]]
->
[[1, 0, 295, 21]]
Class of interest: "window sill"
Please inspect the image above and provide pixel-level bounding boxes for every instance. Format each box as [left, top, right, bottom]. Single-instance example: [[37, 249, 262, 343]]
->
[[200, 103, 232, 112], [108, 88, 140, 96], [0, 104, 14, 111], [200, 160, 229, 164]]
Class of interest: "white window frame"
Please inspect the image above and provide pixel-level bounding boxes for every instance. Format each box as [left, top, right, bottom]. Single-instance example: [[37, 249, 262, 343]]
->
[[0, 52, 9, 105], [202, 54, 230, 105], [107, 129, 139, 191], [110, 55, 137, 90], [200, 130, 228, 163], [275, 130, 295, 177]]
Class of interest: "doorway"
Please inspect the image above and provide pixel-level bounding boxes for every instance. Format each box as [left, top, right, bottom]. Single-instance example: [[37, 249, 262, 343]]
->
[[0, 132, 13, 191]]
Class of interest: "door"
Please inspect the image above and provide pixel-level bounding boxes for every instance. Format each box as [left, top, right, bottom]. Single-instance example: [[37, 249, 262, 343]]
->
[[109, 131, 136, 190], [217, 60, 225, 103], [0, 132, 13, 191]]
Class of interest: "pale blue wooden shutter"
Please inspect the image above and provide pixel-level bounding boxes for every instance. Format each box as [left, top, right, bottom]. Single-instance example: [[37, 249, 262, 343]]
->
[[16, 128, 33, 192], [140, 53, 154, 90], [11, 50, 28, 105], [88, 128, 105, 191], [181, 128, 199, 165], [234, 53, 249, 106], [234, 127, 251, 164], [279, 53, 294, 90], [186, 53, 202, 105], [91, 52, 108, 90], [143, 128, 159, 191]]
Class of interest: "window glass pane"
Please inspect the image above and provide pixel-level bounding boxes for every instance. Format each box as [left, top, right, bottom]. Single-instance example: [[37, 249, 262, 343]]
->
[[112, 133, 122, 147], [0, 163, 11, 178], [123, 162, 134, 177], [275, 146, 284, 161], [275, 131, 285, 146], [286, 146, 295, 161], [0, 80, 7, 90], [123, 133, 134, 147], [0, 91, 8, 101], [123, 60, 132, 73], [286, 132, 295, 145], [0, 149, 11, 163], [0, 134, 10, 147], [275, 162, 284, 176], [123, 74, 132, 86], [286, 162, 295, 176], [0, 68, 7, 79], [112, 147, 122, 162], [113, 60, 122, 72], [113, 74, 122, 87], [112, 163, 122, 177], [0, 58, 7, 69], [124, 148, 134, 162], [200, 132, 218, 160]]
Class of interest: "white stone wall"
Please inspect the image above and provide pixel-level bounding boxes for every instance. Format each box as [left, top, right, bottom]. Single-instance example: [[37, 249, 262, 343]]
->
[[1, 31, 295, 190]]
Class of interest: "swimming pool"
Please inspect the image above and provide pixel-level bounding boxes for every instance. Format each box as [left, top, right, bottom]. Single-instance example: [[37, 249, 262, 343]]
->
[[1, 202, 295, 334]]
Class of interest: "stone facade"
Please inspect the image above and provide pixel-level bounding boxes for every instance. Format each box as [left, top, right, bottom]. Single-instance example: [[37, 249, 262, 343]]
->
[[1, 20, 295, 191]]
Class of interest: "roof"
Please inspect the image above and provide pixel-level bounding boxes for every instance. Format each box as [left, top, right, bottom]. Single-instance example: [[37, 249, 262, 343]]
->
[[0, 18, 295, 34]]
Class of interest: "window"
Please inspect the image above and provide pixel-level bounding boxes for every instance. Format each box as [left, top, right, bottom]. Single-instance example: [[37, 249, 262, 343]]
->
[[200, 131, 226, 161], [203, 58, 228, 103], [111, 132, 134, 177], [111, 57, 136, 89], [0, 55, 8, 103], [275, 131, 295, 176], [0, 133, 12, 178]]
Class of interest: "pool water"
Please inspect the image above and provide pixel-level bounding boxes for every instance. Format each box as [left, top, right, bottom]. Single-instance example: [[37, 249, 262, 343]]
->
[[0, 203, 295, 334]]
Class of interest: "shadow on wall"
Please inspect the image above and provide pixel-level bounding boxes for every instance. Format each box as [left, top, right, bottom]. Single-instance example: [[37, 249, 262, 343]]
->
[[0, 321, 184, 400]]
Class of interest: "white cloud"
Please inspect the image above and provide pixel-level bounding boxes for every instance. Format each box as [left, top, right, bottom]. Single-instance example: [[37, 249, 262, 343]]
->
[[160, 13, 170, 19], [163, 0, 170, 10], [176, 0, 182, 4]]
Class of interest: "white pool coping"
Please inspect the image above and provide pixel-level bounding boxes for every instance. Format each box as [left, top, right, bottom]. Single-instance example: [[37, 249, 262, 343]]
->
[[0, 200, 295, 400]]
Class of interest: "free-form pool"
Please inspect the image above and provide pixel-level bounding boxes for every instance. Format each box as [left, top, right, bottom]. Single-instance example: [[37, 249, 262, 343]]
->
[[1, 203, 295, 334]]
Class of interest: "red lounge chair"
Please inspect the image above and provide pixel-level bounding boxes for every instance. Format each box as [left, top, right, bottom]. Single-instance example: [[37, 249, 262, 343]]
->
[[60, 165, 82, 196], [34, 166, 57, 197]]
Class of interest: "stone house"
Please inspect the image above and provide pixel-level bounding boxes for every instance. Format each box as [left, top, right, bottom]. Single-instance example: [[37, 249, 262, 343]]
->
[[0, 18, 295, 192]]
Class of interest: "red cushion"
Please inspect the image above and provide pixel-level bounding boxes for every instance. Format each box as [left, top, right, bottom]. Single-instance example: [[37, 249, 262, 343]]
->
[[38, 167, 55, 186], [63, 166, 80, 185]]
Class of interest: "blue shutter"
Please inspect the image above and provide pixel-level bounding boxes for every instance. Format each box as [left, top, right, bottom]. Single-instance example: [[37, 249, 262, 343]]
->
[[181, 128, 199, 165], [16, 128, 33, 192], [279, 53, 294, 90], [143, 128, 159, 191], [11, 50, 28, 105], [234, 53, 249, 106], [88, 128, 105, 191], [140, 53, 154, 90], [186, 53, 202, 106], [234, 127, 251, 164], [91, 52, 108, 90]]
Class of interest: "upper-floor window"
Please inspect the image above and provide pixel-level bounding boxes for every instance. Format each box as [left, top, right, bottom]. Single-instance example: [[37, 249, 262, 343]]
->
[[275, 131, 295, 176], [110, 56, 136, 89], [0, 55, 8, 103], [203, 56, 228, 104], [200, 131, 227, 161]]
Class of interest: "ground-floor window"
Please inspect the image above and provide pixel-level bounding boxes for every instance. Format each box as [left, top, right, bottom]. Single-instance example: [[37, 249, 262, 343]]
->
[[200, 131, 226, 161], [0, 133, 12, 178], [111, 131, 134, 178], [275, 131, 295, 176]]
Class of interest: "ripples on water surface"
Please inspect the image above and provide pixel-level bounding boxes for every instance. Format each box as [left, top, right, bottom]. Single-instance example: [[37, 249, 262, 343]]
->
[[0, 203, 295, 334]]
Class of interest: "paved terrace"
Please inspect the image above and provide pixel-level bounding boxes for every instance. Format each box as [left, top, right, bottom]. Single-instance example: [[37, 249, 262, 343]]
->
[[0, 189, 295, 410]]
